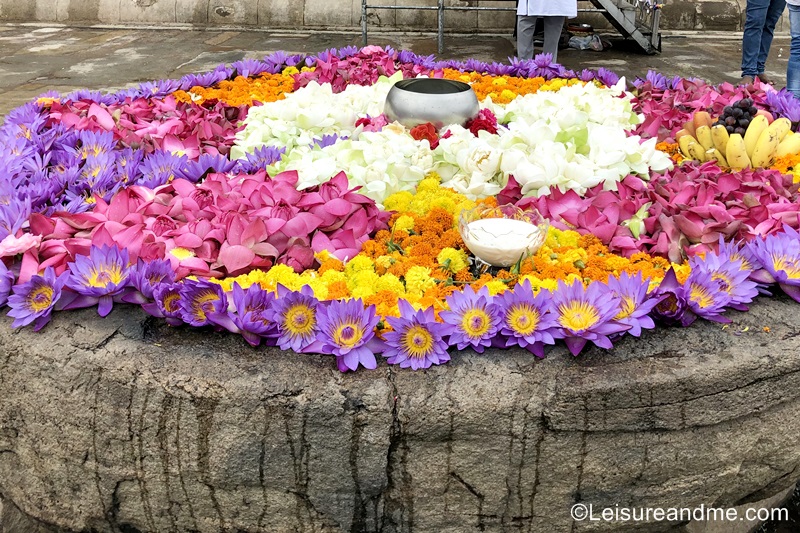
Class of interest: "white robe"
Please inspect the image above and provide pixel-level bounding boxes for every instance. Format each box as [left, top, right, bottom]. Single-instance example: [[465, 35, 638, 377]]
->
[[516, 0, 577, 17]]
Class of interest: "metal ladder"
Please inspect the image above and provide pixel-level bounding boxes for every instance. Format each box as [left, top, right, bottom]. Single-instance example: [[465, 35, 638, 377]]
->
[[582, 0, 661, 54]]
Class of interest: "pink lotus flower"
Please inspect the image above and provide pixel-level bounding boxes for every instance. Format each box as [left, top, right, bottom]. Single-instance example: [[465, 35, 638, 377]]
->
[[0, 233, 43, 258]]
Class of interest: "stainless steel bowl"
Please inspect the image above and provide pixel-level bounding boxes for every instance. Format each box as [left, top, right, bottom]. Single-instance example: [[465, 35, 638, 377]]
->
[[384, 78, 480, 129]]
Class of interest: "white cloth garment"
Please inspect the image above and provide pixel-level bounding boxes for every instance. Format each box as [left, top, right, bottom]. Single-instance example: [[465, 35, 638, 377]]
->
[[516, 0, 577, 17]]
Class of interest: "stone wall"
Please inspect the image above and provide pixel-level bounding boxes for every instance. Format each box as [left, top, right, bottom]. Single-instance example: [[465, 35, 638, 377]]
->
[[0, 0, 780, 33], [1, 293, 799, 532]]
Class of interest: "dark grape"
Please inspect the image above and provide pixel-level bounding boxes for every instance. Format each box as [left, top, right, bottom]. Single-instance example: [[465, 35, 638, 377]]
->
[[732, 107, 744, 118], [725, 116, 737, 126], [723, 106, 734, 115], [739, 98, 753, 108], [749, 106, 758, 115], [726, 125, 735, 133], [739, 118, 750, 128], [734, 126, 746, 135]]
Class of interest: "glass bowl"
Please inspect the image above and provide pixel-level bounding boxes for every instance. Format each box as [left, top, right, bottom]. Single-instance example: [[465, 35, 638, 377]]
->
[[458, 204, 549, 268], [384, 78, 480, 129]]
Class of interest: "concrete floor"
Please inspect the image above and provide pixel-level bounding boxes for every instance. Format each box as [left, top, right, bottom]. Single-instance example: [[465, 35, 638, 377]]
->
[[0, 23, 792, 119]]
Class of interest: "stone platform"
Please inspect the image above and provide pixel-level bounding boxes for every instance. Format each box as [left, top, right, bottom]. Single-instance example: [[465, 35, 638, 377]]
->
[[0, 292, 798, 532]]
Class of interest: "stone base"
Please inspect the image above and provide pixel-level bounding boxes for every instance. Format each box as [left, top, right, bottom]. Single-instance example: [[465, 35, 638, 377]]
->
[[1, 293, 800, 532]]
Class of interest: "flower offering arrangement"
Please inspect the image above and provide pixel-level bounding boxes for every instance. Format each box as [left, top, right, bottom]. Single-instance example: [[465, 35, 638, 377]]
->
[[1, 45, 799, 372]]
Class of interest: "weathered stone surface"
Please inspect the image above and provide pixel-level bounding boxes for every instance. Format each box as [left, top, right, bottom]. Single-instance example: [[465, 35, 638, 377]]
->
[[0, 292, 799, 533]]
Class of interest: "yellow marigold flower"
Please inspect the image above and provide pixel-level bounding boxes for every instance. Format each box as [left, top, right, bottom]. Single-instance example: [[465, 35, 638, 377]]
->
[[500, 89, 517, 101], [561, 248, 587, 265], [282, 66, 300, 75], [305, 278, 329, 300], [383, 190, 414, 213], [416, 176, 441, 193], [344, 255, 375, 275], [393, 215, 415, 233], [376, 273, 406, 295], [208, 277, 234, 292], [404, 265, 436, 296], [437, 247, 468, 273], [347, 269, 380, 294], [314, 249, 332, 263], [374, 255, 395, 271], [483, 279, 509, 295], [264, 264, 303, 292], [673, 263, 692, 284], [429, 195, 457, 214], [321, 269, 346, 284], [491, 77, 508, 86], [603, 255, 631, 271]]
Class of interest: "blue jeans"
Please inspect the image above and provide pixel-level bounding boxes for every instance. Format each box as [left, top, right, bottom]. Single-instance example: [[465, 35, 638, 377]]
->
[[789, 4, 800, 97], [741, 0, 787, 77]]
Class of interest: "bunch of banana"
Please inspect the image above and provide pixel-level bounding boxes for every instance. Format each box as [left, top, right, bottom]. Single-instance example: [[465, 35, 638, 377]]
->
[[675, 111, 730, 166], [676, 112, 799, 171]]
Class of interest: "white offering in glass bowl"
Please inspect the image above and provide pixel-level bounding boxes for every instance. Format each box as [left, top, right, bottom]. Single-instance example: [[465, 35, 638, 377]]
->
[[458, 205, 549, 267]]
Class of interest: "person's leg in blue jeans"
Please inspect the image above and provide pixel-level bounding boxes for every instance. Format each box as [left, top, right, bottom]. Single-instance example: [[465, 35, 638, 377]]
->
[[757, 0, 787, 79], [787, 4, 800, 97], [742, 0, 787, 81]]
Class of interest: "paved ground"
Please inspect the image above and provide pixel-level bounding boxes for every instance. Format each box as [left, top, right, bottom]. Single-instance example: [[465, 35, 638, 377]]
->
[[0, 22, 793, 119]]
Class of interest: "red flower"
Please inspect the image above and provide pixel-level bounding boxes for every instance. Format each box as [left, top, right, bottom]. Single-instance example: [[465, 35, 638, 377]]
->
[[410, 122, 440, 149], [465, 108, 498, 136]]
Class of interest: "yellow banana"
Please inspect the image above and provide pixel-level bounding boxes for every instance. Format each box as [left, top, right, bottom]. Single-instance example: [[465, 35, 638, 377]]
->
[[711, 124, 730, 153], [678, 134, 701, 160], [751, 119, 789, 168], [776, 131, 800, 158], [695, 125, 714, 150], [726, 133, 751, 170], [705, 148, 729, 167], [766, 117, 793, 141], [686, 140, 707, 162], [743, 114, 770, 158]]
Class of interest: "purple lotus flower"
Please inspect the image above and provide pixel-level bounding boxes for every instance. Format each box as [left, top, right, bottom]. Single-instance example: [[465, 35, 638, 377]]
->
[[690, 251, 759, 312], [178, 279, 238, 332], [650, 268, 695, 327], [494, 280, 561, 357], [606, 272, 660, 337], [0, 260, 13, 307], [64, 244, 131, 317], [145, 283, 184, 326], [383, 299, 450, 370], [684, 268, 732, 323], [122, 258, 176, 305], [175, 153, 237, 183], [7, 266, 68, 331], [440, 285, 501, 353], [266, 285, 323, 353], [748, 225, 800, 303], [231, 282, 278, 347], [316, 298, 383, 372], [551, 279, 629, 356], [236, 145, 286, 173]]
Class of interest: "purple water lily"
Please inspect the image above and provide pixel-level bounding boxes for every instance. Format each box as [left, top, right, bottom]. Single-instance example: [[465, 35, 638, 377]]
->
[[551, 279, 629, 356], [606, 272, 661, 337], [650, 268, 695, 327], [266, 284, 323, 353], [494, 279, 560, 357], [383, 299, 450, 370], [7, 266, 68, 331], [231, 282, 278, 347], [64, 244, 131, 317], [316, 298, 383, 372], [440, 285, 501, 354]]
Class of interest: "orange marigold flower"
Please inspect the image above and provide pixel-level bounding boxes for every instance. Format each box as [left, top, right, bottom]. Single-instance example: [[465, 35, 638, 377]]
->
[[325, 280, 350, 300], [318, 258, 344, 274]]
